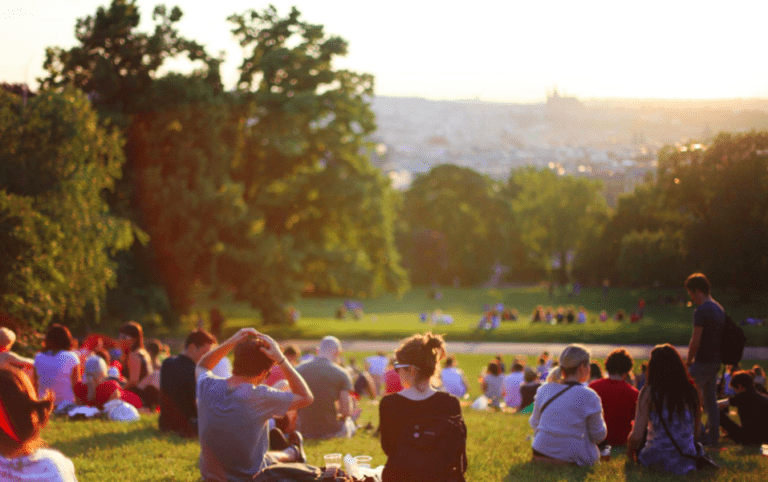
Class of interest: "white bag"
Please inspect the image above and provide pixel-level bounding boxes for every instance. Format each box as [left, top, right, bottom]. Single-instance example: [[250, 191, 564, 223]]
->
[[103, 399, 140, 422], [471, 394, 489, 411]]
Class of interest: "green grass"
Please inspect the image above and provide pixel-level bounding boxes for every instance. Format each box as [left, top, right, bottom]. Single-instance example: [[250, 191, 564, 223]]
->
[[45, 406, 768, 482], [184, 286, 768, 347]]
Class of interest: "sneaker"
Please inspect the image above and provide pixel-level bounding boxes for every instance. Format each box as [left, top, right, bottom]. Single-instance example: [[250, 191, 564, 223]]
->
[[288, 431, 306, 463]]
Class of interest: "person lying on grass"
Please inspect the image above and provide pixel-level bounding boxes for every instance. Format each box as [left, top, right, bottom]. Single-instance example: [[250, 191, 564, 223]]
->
[[196, 328, 314, 482]]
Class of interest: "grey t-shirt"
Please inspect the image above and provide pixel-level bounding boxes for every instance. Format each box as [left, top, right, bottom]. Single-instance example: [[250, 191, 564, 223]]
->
[[296, 357, 353, 439], [197, 371, 294, 482]]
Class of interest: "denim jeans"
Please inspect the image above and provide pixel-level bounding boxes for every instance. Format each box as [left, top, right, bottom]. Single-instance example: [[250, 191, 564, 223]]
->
[[689, 362, 720, 446]]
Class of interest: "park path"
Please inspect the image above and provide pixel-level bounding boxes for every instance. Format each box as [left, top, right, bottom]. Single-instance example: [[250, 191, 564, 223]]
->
[[284, 339, 768, 360]]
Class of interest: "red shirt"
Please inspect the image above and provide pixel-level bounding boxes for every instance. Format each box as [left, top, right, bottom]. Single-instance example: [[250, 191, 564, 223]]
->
[[588, 378, 639, 446], [264, 364, 286, 386], [383, 369, 403, 394], [74, 380, 142, 409]]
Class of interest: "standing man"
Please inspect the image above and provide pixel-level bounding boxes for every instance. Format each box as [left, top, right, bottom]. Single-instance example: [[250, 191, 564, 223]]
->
[[296, 336, 358, 439], [159, 329, 216, 437], [196, 328, 313, 481], [685, 273, 725, 446]]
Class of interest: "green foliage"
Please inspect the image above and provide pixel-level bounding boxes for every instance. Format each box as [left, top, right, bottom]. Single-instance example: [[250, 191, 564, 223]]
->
[[0, 87, 133, 331], [617, 230, 687, 286], [508, 167, 609, 284], [225, 6, 408, 322], [398, 164, 515, 286]]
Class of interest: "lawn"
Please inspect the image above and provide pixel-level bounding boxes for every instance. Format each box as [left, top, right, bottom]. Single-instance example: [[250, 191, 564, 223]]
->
[[45, 404, 768, 482], [184, 286, 768, 347]]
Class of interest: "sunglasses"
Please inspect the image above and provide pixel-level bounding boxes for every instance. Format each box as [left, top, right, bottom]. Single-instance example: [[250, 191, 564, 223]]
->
[[393, 363, 412, 370]]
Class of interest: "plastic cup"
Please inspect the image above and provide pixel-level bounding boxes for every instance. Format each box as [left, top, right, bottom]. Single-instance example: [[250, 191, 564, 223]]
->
[[354, 455, 372, 469], [761, 444, 768, 457], [324, 453, 342, 469]]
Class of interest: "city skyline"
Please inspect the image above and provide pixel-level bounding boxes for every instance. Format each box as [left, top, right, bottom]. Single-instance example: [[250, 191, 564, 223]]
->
[[2, 0, 768, 103]]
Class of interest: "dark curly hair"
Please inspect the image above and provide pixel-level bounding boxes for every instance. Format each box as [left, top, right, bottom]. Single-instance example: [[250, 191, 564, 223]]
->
[[604, 348, 634, 376]]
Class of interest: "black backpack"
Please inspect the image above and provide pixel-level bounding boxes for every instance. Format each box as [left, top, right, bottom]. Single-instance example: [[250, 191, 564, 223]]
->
[[720, 313, 746, 366], [385, 414, 467, 482]]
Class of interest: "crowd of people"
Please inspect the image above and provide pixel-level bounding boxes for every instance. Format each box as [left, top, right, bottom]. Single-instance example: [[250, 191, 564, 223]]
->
[[0, 272, 767, 481]]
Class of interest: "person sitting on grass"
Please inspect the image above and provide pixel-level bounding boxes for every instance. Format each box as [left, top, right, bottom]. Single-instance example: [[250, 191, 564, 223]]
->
[[196, 328, 313, 481], [518, 367, 541, 413], [627, 344, 703, 475], [0, 366, 78, 482], [0, 328, 34, 373], [440, 355, 469, 399], [296, 336, 359, 439], [481, 361, 504, 410], [74, 355, 141, 410], [717, 370, 768, 445], [503, 362, 525, 410], [159, 329, 216, 438], [588, 348, 638, 447], [529, 344, 607, 466], [34, 324, 80, 409], [379, 332, 467, 482]]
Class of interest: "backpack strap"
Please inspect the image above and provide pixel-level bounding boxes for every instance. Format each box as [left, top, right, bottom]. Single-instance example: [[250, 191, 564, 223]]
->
[[539, 383, 577, 416]]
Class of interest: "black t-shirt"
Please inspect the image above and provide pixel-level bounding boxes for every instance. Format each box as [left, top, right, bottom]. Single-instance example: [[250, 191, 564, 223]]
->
[[520, 382, 541, 410], [693, 300, 725, 363], [379, 391, 466, 481], [159, 354, 198, 437], [729, 389, 768, 444]]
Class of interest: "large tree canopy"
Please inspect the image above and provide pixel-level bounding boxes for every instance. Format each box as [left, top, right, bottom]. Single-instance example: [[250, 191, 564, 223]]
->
[[0, 86, 133, 331]]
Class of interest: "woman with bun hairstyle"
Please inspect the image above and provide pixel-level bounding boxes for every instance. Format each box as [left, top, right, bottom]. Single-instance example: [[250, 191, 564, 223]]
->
[[529, 344, 607, 465], [379, 332, 467, 482], [34, 324, 80, 408], [0, 366, 78, 481], [117, 321, 153, 404]]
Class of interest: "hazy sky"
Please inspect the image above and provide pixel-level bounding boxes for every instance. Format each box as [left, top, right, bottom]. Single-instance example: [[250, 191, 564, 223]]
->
[[2, 0, 768, 103]]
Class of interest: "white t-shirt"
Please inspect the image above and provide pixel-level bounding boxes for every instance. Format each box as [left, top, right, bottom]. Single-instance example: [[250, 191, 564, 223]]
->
[[0, 448, 78, 482], [440, 367, 467, 397], [212, 357, 232, 378], [503, 371, 525, 408], [34, 351, 79, 406], [365, 355, 388, 377], [529, 382, 607, 466]]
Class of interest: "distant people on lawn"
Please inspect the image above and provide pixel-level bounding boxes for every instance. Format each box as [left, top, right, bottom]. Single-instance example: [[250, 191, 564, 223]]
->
[[627, 344, 703, 475], [34, 324, 80, 409], [383, 357, 403, 394], [717, 370, 768, 445], [685, 272, 725, 446], [529, 344, 607, 466], [347, 357, 378, 399], [379, 332, 467, 482], [159, 329, 216, 437], [589, 363, 604, 383], [440, 355, 469, 399], [0, 327, 34, 372], [0, 366, 78, 482], [480, 361, 504, 409], [296, 336, 359, 439], [74, 355, 141, 410], [588, 348, 639, 446], [518, 367, 541, 412], [503, 362, 525, 410], [117, 321, 155, 408], [365, 351, 389, 395], [196, 328, 312, 481]]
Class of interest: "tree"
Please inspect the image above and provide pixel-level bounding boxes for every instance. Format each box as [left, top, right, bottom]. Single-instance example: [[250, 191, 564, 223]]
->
[[398, 164, 514, 286], [0, 86, 133, 332], [508, 167, 609, 284], [225, 6, 408, 322], [658, 132, 768, 296]]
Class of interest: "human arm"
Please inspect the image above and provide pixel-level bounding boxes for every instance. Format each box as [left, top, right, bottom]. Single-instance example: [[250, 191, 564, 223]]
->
[[686, 326, 703, 365], [0, 351, 35, 370], [717, 397, 731, 410], [338, 390, 356, 418], [627, 386, 650, 462], [255, 333, 313, 411], [196, 327, 258, 377], [693, 397, 702, 441]]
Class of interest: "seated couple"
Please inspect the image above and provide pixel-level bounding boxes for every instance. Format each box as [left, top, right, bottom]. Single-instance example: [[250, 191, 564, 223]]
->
[[196, 328, 313, 482]]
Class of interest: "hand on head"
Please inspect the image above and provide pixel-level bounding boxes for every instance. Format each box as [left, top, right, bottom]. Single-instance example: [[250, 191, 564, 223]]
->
[[255, 334, 283, 362]]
